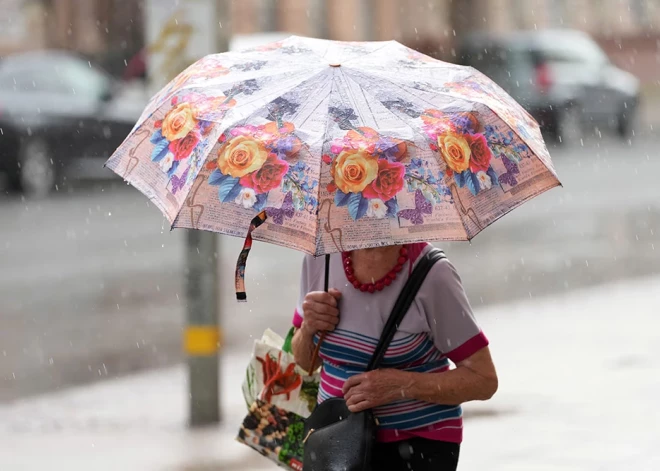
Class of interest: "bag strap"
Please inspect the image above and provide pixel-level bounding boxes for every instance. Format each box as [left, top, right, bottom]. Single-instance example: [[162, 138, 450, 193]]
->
[[366, 248, 446, 372]]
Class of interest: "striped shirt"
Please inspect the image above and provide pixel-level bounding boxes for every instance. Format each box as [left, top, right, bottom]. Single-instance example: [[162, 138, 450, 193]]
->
[[292, 243, 489, 444]]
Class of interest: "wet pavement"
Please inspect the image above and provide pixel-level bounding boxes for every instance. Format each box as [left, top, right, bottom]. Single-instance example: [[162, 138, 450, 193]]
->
[[1, 134, 659, 402]]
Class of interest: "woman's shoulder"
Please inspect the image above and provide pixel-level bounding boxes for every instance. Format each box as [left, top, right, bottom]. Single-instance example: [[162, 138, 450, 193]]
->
[[415, 246, 463, 287]]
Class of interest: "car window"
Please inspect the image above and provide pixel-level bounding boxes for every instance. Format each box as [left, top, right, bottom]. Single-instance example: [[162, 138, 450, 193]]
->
[[460, 45, 529, 83], [0, 68, 67, 93], [56, 59, 111, 98], [537, 35, 609, 66]]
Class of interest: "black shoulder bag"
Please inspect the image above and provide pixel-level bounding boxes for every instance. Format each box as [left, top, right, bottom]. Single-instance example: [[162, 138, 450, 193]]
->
[[302, 248, 446, 471]]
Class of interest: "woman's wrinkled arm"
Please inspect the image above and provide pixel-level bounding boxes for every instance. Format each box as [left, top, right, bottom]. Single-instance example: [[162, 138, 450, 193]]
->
[[403, 346, 498, 404], [291, 326, 320, 373], [343, 346, 498, 412]]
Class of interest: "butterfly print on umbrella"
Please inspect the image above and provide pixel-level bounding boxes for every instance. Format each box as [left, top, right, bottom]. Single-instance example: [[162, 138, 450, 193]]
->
[[398, 190, 433, 225], [381, 99, 422, 118], [170, 167, 190, 195], [234, 60, 268, 72], [499, 155, 521, 187], [266, 97, 300, 121], [328, 107, 359, 131], [265, 192, 295, 225]]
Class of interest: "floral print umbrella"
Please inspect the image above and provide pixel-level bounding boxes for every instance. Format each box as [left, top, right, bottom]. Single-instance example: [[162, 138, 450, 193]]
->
[[105, 36, 560, 298]]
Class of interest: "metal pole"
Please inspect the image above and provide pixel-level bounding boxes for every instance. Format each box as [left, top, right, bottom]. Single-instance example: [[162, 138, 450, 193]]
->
[[360, 0, 375, 41], [185, 230, 220, 427], [184, 0, 231, 428], [260, 0, 278, 32], [309, 0, 329, 39]]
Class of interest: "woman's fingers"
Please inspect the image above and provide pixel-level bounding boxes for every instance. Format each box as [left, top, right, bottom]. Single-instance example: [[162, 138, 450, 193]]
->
[[347, 399, 370, 413], [303, 299, 339, 317], [342, 373, 365, 395], [305, 291, 339, 307], [345, 392, 367, 407], [301, 290, 342, 334]]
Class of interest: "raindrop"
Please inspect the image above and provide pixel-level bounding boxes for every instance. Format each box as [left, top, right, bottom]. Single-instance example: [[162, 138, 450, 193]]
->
[[585, 260, 589, 267]]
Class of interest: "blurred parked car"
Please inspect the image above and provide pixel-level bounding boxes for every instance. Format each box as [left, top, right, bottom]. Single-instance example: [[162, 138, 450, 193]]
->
[[458, 29, 641, 144], [0, 50, 147, 197]]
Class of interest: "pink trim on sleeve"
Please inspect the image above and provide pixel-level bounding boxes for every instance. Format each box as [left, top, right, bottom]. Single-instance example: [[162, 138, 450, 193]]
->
[[407, 242, 431, 275], [446, 331, 489, 363], [292, 309, 303, 329]]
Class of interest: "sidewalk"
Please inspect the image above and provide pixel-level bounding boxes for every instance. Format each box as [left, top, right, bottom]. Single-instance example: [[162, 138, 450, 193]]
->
[[1, 276, 659, 471]]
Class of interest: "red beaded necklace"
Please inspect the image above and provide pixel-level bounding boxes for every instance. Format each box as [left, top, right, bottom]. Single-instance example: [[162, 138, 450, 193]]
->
[[342, 246, 409, 293]]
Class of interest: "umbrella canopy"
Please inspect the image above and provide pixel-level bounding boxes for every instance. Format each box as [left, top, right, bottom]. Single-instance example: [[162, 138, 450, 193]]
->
[[105, 36, 560, 295]]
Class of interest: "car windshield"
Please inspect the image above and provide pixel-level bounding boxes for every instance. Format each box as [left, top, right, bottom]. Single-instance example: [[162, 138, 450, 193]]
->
[[0, 55, 111, 98], [57, 59, 112, 98]]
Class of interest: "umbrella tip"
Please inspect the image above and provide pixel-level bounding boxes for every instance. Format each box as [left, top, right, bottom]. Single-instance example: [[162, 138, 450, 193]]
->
[[329, 62, 341, 67]]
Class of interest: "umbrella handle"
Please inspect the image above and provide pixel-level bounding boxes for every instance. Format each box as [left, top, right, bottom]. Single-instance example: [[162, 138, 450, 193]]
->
[[307, 254, 331, 376], [309, 331, 326, 376]]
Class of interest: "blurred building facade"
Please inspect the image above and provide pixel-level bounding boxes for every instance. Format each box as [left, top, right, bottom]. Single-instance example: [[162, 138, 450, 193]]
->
[[1, 0, 659, 81]]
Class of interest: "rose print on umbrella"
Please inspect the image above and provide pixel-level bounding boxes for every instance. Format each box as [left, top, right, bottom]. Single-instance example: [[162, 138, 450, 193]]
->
[[206, 118, 318, 216], [421, 109, 499, 196], [325, 122, 407, 221], [324, 106, 451, 222], [150, 95, 223, 194]]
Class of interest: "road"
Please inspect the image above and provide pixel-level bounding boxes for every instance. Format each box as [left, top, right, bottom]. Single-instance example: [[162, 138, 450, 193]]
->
[[1, 134, 659, 402]]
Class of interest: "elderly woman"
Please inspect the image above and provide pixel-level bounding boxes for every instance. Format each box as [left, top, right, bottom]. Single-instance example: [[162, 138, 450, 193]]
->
[[291, 242, 498, 471]]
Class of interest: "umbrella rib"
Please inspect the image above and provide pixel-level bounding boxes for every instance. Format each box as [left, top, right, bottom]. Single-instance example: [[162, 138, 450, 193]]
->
[[346, 67, 480, 110], [313, 69, 341, 256], [205, 68, 330, 129], [341, 42, 396, 65], [353, 68, 554, 173]]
